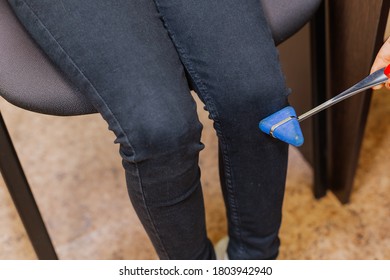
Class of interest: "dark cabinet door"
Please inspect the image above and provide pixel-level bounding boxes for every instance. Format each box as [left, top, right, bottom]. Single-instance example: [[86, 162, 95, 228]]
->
[[327, 0, 389, 203]]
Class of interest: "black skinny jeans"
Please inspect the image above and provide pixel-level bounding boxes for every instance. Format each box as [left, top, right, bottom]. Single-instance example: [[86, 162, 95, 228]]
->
[[9, 0, 290, 259]]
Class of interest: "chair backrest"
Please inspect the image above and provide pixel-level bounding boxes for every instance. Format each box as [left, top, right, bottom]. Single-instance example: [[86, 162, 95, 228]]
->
[[0, 0, 322, 116]]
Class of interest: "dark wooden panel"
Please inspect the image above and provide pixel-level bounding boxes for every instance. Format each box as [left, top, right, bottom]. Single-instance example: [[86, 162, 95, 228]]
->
[[278, 2, 328, 199], [327, 0, 389, 203]]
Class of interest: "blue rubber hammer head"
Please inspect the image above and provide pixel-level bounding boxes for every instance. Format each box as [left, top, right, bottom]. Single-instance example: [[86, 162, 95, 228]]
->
[[259, 106, 304, 147]]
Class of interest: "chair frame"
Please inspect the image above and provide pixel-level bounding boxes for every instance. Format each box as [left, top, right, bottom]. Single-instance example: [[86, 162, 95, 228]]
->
[[0, 112, 58, 259]]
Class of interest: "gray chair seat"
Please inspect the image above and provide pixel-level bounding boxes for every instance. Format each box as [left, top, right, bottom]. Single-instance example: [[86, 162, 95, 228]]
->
[[0, 0, 95, 115], [0, 0, 322, 116]]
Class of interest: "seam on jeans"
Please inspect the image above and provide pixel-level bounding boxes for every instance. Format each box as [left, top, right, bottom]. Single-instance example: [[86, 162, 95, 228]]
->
[[17, 0, 170, 259], [152, 0, 245, 258]]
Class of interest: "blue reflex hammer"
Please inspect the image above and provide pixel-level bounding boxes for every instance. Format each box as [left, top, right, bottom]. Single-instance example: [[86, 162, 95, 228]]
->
[[259, 65, 390, 147]]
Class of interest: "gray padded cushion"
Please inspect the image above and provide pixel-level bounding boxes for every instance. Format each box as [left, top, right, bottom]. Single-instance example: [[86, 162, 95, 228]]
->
[[0, 0, 96, 116], [0, 0, 321, 116], [262, 0, 322, 45]]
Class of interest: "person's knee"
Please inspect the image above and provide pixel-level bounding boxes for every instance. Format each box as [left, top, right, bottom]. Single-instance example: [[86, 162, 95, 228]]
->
[[211, 84, 287, 137], [119, 112, 204, 163], [121, 113, 204, 211], [214, 69, 288, 121]]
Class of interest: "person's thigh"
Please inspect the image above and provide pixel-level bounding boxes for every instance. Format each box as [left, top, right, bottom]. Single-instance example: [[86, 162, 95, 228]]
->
[[8, 0, 201, 156], [8, 0, 214, 259], [153, 0, 289, 259]]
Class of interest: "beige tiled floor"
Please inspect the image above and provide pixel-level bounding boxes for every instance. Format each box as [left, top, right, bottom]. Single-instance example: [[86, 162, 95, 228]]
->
[[1, 87, 390, 260]]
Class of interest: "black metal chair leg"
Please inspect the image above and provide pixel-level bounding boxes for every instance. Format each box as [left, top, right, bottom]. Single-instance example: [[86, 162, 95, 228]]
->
[[0, 112, 58, 260]]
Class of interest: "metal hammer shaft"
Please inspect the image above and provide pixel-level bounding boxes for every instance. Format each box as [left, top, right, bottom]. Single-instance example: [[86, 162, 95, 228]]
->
[[297, 65, 390, 122]]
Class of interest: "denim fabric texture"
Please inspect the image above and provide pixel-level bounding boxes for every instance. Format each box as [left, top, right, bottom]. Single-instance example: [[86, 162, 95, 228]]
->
[[8, 0, 290, 259]]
